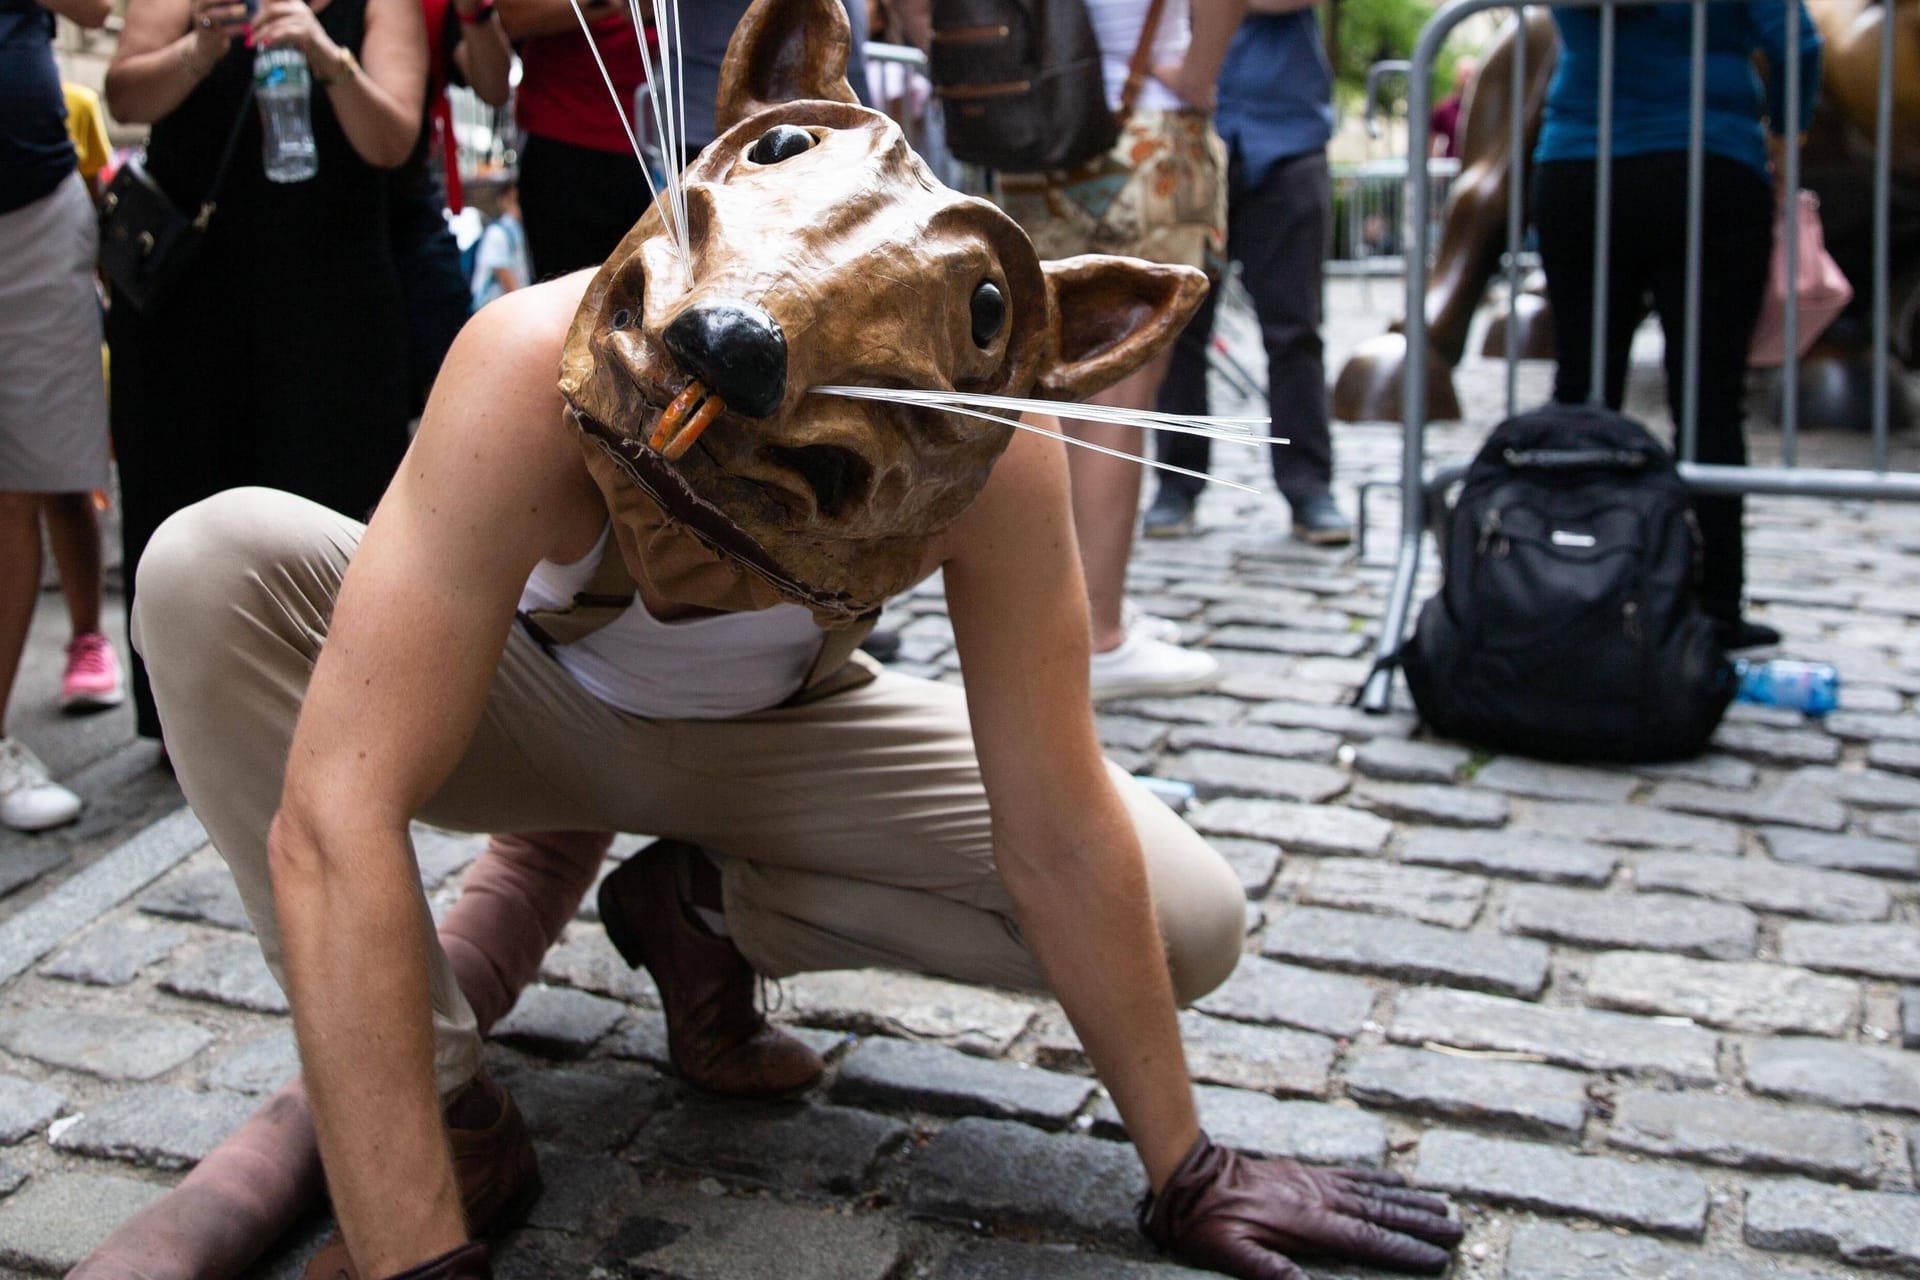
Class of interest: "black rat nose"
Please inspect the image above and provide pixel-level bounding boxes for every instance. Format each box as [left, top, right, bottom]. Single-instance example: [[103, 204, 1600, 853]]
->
[[662, 299, 788, 419]]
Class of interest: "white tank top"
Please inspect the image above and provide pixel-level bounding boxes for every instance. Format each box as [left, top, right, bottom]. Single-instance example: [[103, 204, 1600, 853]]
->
[[1086, 0, 1192, 115], [517, 526, 827, 719]]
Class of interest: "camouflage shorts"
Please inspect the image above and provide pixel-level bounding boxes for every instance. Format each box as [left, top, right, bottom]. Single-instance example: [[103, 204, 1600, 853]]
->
[[996, 108, 1228, 280]]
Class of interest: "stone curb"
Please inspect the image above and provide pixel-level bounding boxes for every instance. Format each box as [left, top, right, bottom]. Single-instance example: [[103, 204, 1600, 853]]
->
[[0, 805, 203, 988]]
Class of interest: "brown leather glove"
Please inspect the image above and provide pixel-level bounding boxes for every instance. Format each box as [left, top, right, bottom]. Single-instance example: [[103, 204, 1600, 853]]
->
[[1139, 1134, 1464, 1280], [384, 1244, 492, 1280]]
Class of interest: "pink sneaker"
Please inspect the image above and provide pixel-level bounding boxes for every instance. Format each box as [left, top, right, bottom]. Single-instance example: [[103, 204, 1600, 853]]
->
[[61, 630, 125, 715]]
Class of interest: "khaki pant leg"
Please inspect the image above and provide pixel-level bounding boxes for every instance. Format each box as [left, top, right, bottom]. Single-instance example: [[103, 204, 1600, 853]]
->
[[131, 487, 640, 1094], [666, 672, 1246, 1006]]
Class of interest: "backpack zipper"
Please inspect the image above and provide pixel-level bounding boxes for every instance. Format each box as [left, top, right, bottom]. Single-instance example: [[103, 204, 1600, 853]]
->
[[1477, 508, 1509, 558]]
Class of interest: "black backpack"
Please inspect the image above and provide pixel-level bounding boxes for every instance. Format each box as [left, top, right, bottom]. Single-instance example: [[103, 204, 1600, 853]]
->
[[1398, 404, 1734, 762], [929, 0, 1117, 172]]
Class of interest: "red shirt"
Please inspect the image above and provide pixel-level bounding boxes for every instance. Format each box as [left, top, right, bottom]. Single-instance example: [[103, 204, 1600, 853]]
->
[[517, 12, 650, 155]]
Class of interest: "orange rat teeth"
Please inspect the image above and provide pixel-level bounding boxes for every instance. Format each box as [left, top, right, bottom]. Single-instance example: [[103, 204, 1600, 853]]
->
[[650, 381, 708, 453], [660, 394, 726, 460]]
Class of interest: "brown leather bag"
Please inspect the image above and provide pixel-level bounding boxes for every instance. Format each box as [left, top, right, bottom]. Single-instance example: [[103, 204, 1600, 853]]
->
[[931, 0, 1166, 172]]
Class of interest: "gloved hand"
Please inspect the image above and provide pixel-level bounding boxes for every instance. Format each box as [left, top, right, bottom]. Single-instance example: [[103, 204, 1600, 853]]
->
[[384, 1243, 492, 1280], [1139, 1134, 1464, 1280]]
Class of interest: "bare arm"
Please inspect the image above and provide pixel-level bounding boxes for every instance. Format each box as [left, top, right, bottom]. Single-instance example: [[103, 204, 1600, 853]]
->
[[268, 282, 600, 1277], [940, 424, 1200, 1193], [494, 0, 616, 42], [105, 0, 248, 125], [880, 0, 928, 51], [250, 0, 426, 169], [451, 0, 512, 107], [37, 0, 110, 27], [1156, 0, 1251, 111]]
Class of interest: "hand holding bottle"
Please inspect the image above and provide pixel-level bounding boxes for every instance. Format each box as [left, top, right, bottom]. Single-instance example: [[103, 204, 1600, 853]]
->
[[249, 0, 347, 78]]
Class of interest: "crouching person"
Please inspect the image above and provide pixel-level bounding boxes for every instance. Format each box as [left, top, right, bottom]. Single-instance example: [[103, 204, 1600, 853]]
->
[[130, 2, 1463, 1277]]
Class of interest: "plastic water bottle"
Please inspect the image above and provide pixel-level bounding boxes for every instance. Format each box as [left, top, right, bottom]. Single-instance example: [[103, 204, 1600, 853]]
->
[[1733, 658, 1840, 716], [254, 47, 318, 183], [1133, 775, 1197, 814]]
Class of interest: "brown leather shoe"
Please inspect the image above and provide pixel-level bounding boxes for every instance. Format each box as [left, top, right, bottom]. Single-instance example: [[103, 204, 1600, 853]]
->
[[300, 1074, 539, 1280], [597, 839, 823, 1098]]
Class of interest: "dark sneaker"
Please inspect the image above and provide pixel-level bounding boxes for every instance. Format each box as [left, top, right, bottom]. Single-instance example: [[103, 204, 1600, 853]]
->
[[1142, 487, 1197, 538], [1288, 492, 1353, 546], [1714, 617, 1782, 651]]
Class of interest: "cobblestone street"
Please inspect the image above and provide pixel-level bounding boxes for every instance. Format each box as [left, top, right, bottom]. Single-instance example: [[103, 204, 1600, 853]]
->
[[2, 279, 1918, 1278]]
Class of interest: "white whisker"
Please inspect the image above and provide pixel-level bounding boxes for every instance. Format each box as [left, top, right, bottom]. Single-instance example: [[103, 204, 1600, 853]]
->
[[569, 0, 667, 219], [671, 0, 688, 267], [646, 0, 690, 272], [811, 391, 1261, 492], [813, 385, 1280, 448], [1005, 418, 1261, 493], [629, 0, 689, 282]]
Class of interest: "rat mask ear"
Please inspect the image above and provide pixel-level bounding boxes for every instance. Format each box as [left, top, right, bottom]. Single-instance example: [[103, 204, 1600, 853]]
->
[[716, 0, 861, 134], [1033, 255, 1210, 402]]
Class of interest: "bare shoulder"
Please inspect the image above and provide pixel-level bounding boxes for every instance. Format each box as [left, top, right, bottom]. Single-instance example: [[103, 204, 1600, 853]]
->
[[402, 272, 605, 564]]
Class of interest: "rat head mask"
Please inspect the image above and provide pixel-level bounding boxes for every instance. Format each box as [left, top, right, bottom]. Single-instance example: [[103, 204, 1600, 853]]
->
[[558, 0, 1207, 626]]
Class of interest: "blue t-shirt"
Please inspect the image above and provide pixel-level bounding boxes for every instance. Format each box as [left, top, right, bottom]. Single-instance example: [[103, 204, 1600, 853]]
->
[[1536, 2, 1822, 177], [0, 0, 76, 214], [1215, 11, 1334, 187]]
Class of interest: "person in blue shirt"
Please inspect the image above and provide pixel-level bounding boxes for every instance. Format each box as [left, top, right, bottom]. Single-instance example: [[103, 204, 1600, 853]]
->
[[1534, 1, 1822, 651], [1145, 0, 1350, 547]]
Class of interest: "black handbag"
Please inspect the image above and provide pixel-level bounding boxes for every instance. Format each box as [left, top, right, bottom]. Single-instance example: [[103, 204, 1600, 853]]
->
[[930, 0, 1164, 173], [99, 89, 254, 313]]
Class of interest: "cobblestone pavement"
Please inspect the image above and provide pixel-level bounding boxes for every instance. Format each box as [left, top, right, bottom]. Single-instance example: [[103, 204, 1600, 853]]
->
[[1, 282, 1918, 1278]]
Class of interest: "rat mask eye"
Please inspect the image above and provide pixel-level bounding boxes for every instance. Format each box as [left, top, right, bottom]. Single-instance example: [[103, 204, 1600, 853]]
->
[[969, 281, 1005, 348], [748, 125, 814, 165], [610, 308, 632, 330]]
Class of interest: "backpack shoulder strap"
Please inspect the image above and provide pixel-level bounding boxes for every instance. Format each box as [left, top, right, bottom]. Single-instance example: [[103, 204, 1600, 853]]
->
[[517, 538, 638, 648], [518, 539, 884, 704]]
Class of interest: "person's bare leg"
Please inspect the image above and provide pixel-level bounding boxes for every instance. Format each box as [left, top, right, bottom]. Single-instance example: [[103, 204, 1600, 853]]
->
[[0, 492, 43, 734], [66, 831, 611, 1280], [1063, 350, 1174, 653], [42, 492, 102, 636]]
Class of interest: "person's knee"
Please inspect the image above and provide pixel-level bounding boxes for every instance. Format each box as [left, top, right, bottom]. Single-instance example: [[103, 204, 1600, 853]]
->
[[133, 488, 309, 668], [1162, 849, 1247, 1007]]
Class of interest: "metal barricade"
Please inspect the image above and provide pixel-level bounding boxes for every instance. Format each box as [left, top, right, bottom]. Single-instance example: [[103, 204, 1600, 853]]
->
[[1359, 0, 1918, 713], [862, 40, 969, 191]]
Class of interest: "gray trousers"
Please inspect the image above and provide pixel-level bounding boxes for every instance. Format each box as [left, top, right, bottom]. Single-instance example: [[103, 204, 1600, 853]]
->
[[132, 487, 1248, 1094]]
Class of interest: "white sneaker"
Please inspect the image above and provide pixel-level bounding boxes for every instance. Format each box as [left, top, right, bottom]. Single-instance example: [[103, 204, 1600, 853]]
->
[[0, 738, 82, 833], [1089, 630, 1221, 700], [1122, 600, 1183, 644]]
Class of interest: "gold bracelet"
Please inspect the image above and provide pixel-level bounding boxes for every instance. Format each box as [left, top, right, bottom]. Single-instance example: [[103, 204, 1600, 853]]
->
[[322, 45, 359, 86]]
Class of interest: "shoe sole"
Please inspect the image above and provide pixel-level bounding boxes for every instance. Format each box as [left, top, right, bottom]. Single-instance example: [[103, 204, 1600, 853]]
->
[[1141, 519, 1194, 539], [61, 689, 126, 716], [1292, 526, 1353, 547], [1091, 671, 1222, 701], [2, 809, 81, 834]]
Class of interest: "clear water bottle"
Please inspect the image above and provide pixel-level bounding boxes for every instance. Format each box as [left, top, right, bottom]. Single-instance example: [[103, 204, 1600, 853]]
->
[[1733, 658, 1840, 716], [254, 47, 318, 184]]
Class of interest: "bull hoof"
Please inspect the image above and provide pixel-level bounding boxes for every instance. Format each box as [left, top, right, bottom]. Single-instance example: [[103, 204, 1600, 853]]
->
[[1333, 331, 1463, 423], [1482, 293, 1557, 361]]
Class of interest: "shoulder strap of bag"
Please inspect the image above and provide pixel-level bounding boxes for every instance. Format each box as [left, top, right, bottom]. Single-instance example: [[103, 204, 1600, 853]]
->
[[517, 538, 882, 700], [190, 85, 259, 232], [1116, 0, 1173, 129]]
